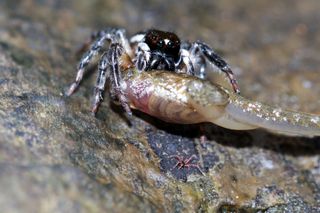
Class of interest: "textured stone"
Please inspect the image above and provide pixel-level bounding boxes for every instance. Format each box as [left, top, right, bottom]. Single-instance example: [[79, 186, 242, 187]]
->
[[0, 0, 319, 212]]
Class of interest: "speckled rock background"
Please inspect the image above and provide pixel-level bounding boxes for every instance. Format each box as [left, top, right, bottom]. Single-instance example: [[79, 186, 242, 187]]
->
[[0, 0, 319, 212]]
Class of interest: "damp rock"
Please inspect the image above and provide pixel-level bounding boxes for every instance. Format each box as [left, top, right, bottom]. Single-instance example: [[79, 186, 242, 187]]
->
[[0, 1, 319, 212]]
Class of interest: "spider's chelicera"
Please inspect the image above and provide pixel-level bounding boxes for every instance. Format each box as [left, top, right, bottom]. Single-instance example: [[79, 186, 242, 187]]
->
[[67, 28, 240, 115]]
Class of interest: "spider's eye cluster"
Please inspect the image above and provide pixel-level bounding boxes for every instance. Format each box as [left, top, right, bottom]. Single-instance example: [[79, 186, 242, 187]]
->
[[157, 39, 164, 48], [145, 29, 181, 57]]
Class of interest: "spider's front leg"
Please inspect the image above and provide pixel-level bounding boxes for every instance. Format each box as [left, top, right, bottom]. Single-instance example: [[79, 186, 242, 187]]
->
[[191, 41, 241, 94], [92, 43, 132, 116]]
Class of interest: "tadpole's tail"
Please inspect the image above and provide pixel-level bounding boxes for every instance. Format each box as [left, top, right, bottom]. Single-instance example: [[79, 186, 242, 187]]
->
[[225, 93, 320, 137], [187, 79, 320, 137]]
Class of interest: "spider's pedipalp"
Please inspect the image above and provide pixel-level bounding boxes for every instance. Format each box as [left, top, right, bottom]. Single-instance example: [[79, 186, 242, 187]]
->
[[179, 49, 195, 75], [135, 42, 151, 71]]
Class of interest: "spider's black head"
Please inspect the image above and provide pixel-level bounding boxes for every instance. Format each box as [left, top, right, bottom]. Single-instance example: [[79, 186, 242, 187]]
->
[[145, 29, 181, 59]]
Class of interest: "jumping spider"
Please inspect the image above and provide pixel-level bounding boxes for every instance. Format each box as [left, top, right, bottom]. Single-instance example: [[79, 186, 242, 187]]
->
[[67, 28, 240, 115]]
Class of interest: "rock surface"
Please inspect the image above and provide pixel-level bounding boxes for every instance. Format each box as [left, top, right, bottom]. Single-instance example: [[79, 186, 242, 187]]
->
[[0, 0, 319, 212]]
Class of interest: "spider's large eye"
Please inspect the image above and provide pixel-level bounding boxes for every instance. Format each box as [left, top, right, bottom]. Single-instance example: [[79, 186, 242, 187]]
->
[[165, 37, 180, 57], [157, 40, 164, 48]]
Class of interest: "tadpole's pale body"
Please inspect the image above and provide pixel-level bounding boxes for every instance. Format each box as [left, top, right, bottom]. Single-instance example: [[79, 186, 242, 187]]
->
[[122, 69, 320, 137]]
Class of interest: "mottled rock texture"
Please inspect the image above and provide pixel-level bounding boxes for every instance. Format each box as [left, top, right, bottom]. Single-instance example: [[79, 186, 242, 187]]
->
[[0, 0, 319, 212]]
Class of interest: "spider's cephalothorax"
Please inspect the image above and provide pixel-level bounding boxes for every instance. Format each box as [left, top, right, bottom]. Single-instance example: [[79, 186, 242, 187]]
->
[[67, 28, 240, 115], [143, 29, 180, 71]]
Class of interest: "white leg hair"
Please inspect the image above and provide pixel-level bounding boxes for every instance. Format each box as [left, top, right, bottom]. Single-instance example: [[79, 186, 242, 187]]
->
[[179, 49, 195, 75]]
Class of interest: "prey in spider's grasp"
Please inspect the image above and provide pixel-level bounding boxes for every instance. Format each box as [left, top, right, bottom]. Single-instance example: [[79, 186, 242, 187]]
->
[[67, 28, 240, 114], [67, 28, 320, 137], [122, 69, 320, 137]]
